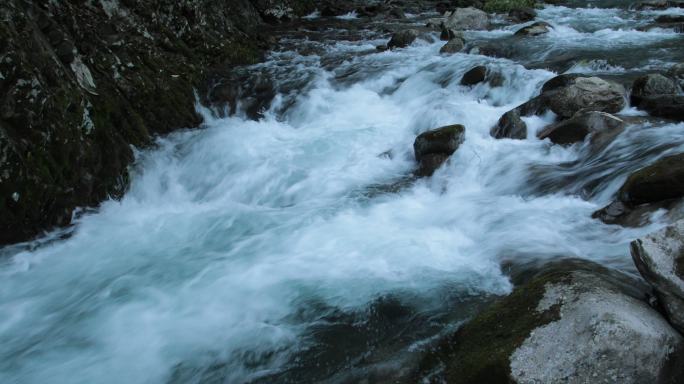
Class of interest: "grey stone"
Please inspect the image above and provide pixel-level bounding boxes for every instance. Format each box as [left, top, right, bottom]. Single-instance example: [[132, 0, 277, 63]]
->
[[631, 219, 684, 333]]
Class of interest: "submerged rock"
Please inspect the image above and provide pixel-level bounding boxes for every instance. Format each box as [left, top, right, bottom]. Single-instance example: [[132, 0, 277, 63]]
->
[[547, 76, 626, 118], [514, 21, 552, 36], [443, 7, 490, 31], [440, 38, 465, 54], [460, 65, 487, 86], [631, 220, 684, 333], [413, 260, 684, 384], [388, 29, 418, 49], [538, 111, 624, 145], [413, 124, 466, 176]]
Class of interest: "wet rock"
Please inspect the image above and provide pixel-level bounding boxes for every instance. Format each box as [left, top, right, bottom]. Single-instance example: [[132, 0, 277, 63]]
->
[[619, 153, 684, 207], [635, 95, 684, 121], [636, 0, 684, 10], [413, 259, 684, 384], [490, 96, 546, 139], [205, 71, 275, 120], [439, 38, 465, 54], [547, 76, 626, 118], [413, 124, 466, 176], [509, 7, 537, 23], [460, 65, 487, 86], [320, 2, 353, 17], [440, 26, 462, 41], [631, 73, 677, 105], [631, 220, 684, 333], [388, 29, 418, 49], [668, 62, 684, 91], [443, 7, 490, 31], [656, 14, 684, 23], [487, 70, 505, 87], [514, 21, 552, 36], [538, 111, 624, 145]]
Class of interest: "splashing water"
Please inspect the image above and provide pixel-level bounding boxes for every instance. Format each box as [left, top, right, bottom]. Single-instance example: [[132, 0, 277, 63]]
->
[[1, 3, 684, 384]]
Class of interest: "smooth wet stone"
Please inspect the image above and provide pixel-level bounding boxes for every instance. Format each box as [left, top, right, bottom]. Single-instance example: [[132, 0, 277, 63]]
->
[[414, 124, 466, 176], [538, 111, 624, 145], [619, 153, 684, 206], [388, 29, 418, 49], [460, 65, 487, 86], [439, 37, 465, 54], [635, 95, 684, 121], [514, 21, 552, 36], [490, 97, 546, 140], [631, 219, 684, 333], [631, 73, 677, 105], [412, 260, 684, 384], [443, 7, 489, 31], [547, 76, 626, 118]]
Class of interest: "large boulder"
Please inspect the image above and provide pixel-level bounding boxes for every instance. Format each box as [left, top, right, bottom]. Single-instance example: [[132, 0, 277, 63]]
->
[[440, 38, 465, 54], [414, 124, 466, 176], [619, 153, 684, 206], [388, 29, 419, 49], [631, 220, 684, 333], [547, 76, 626, 118], [460, 65, 487, 86], [443, 7, 490, 31], [631, 74, 677, 106], [413, 260, 684, 383], [635, 95, 684, 121], [514, 21, 552, 36], [594, 153, 684, 226], [538, 111, 624, 145], [668, 62, 684, 91]]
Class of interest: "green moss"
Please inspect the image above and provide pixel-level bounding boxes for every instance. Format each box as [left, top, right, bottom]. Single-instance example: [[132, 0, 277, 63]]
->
[[483, 0, 536, 13], [413, 269, 569, 383]]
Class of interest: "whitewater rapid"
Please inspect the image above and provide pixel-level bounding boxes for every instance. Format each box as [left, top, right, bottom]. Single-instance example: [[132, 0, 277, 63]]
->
[[2, 4, 684, 384]]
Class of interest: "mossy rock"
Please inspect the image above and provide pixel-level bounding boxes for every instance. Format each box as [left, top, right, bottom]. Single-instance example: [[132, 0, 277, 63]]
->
[[619, 153, 684, 206], [483, 0, 536, 13], [411, 259, 684, 384]]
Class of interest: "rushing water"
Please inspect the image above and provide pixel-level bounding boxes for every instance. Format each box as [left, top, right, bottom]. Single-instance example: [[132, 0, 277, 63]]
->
[[2, 3, 684, 384]]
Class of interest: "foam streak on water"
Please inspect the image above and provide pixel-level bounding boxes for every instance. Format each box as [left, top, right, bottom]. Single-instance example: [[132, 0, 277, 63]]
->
[[1, 4, 684, 384]]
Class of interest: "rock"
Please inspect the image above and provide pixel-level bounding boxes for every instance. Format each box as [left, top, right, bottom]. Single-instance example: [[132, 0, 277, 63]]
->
[[514, 21, 552, 36], [538, 111, 624, 145], [636, 0, 684, 10], [491, 109, 527, 139], [205, 71, 275, 120], [509, 7, 537, 23], [668, 62, 684, 91], [490, 97, 546, 139], [547, 76, 626, 118], [413, 124, 466, 176], [443, 7, 490, 31], [388, 29, 418, 49], [619, 153, 684, 207], [1, 0, 307, 244], [440, 26, 461, 41], [488, 71, 505, 87], [320, 2, 353, 17], [460, 65, 487, 86], [631, 74, 677, 106], [413, 260, 684, 384], [635, 95, 684, 121], [439, 38, 465, 54], [656, 14, 684, 23], [631, 220, 684, 333]]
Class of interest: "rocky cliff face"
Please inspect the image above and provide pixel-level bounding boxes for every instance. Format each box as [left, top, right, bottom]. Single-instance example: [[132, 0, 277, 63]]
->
[[0, 0, 315, 244]]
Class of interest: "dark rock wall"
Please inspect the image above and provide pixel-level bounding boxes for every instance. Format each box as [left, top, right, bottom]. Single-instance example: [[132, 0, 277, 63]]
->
[[0, 0, 315, 244]]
